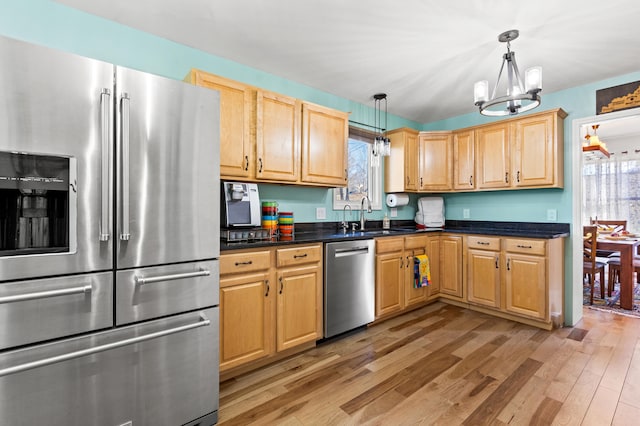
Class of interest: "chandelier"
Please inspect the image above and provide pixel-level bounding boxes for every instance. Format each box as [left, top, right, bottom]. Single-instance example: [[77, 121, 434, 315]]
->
[[473, 30, 542, 117], [372, 93, 390, 159]]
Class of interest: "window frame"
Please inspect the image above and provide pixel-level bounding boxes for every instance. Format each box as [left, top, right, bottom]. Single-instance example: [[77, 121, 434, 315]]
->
[[332, 126, 383, 212]]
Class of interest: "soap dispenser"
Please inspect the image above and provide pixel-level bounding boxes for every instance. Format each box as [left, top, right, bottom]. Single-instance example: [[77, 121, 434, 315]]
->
[[382, 214, 390, 229]]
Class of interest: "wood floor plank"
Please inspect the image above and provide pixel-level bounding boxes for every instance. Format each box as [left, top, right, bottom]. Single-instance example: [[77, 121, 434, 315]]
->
[[216, 305, 640, 426], [462, 358, 543, 425]]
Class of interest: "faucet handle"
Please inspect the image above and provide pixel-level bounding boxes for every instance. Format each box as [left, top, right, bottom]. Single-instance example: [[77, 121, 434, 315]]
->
[[351, 223, 359, 232]]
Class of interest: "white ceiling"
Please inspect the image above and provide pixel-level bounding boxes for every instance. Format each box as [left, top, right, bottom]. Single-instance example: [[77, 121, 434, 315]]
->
[[55, 0, 640, 124]]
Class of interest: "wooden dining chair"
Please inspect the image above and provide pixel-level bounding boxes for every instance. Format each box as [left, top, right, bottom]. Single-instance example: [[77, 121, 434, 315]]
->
[[589, 219, 628, 258], [583, 225, 606, 304], [607, 257, 640, 292]]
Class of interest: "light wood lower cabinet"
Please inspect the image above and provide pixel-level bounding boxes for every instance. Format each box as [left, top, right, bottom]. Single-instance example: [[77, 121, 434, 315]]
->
[[375, 235, 440, 320], [439, 235, 463, 299], [467, 236, 501, 308], [465, 235, 564, 328], [219, 244, 322, 374], [375, 237, 405, 318]]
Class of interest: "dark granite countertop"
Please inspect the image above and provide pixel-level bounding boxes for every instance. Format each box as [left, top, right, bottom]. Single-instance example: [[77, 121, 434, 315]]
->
[[220, 220, 570, 251]]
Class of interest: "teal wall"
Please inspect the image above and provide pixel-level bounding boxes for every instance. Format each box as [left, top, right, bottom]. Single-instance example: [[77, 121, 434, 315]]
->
[[3, 0, 640, 324]]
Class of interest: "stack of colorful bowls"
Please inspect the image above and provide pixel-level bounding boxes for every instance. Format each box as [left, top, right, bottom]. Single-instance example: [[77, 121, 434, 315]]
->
[[261, 201, 278, 236], [278, 211, 294, 239]]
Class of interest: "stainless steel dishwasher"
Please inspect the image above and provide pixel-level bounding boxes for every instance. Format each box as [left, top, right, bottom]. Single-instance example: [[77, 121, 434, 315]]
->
[[324, 239, 375, 338]]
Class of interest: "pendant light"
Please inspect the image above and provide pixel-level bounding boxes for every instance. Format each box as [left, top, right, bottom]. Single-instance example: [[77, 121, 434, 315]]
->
[[473, 30, 542, 116], [372, 93, 390, 159]]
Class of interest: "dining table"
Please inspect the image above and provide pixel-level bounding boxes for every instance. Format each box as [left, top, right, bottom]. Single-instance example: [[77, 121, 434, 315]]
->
[[596, 237, 640, 310]]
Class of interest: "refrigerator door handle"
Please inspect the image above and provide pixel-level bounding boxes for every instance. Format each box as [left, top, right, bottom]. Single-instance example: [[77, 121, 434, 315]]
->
[[134, 268, 211, 285], [119, 93, 131, 241], [0, 284, 92, 304], [0, 313, 210, 378], [99, 88, 111, 242]]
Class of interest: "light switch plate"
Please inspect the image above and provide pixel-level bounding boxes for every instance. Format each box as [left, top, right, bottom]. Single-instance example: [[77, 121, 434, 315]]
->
[[316, 207, 326, 220], [463, 208, 470, 219], [390, 207, 398, 217], [547, 209, 557, 221]]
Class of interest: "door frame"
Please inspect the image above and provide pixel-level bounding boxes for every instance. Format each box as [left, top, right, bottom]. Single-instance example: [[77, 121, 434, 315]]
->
[[570, 107, 640, 325]]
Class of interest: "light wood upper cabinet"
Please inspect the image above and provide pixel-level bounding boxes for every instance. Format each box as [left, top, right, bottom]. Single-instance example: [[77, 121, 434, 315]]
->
[[301, 102, 349, 186], [384, 128, 419, 192], [476, 123, 510, 189], [418, 131, 452, 191], [453, 129, 475, 190], [256, 90, 300, 182], [185, 70, 252, 179], [187, 69, 348, 187], [510, 110, 565, 188]]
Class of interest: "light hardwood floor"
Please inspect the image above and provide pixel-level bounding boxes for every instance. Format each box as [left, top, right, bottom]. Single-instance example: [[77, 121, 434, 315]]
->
[[218, 302, 640, 425]]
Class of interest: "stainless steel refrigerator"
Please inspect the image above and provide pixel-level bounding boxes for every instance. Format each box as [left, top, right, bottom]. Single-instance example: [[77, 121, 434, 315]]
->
[[0, 36, 220, 425]]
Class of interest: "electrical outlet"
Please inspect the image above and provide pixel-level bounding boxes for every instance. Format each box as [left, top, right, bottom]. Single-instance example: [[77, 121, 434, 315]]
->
[[390, 207, 398, 217], [316, 207, 326, 220], [547, 209, 557, 221], [463, 208, 470, 219]]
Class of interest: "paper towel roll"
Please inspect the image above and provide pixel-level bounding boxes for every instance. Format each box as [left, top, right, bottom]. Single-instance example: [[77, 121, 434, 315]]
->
[[386, 193, 409, 207]]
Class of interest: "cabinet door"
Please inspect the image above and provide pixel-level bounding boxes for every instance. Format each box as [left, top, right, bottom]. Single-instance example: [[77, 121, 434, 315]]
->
[[375, 251, 404, 318], [440, 236, 463, 298], [276, 265, 320, 351], [404, 248, 428, 307], [405, 131, 420, 191], [505, 253, 547, 320], [467, 249, 501, 308], [426, 237, 440, 299], [219, 272, 273, 371], [189, 71, 252, 179], [301, 102, 348, 186], [476, 123, 510, 189], [453, 129, 475, 190], [418, 132, 452, 191], [256, 91, 300, 182], [511, 113, 556, 187]]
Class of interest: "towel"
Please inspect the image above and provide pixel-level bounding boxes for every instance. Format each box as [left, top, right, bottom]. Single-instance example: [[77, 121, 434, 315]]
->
[[414, 255, 431, 288]]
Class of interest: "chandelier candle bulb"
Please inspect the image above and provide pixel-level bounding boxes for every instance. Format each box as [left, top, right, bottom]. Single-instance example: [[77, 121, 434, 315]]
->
[[525, 66, 542, 92], [474, 80, 489, 104]]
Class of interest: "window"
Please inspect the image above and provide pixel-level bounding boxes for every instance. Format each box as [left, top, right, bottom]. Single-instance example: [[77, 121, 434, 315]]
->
[[333, 126, 382, 211], [582, 153, 640, 231]]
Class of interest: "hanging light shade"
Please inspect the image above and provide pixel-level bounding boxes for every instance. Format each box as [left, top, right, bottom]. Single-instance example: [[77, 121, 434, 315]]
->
[[372, 93, 391, 159], [474, 29, 542, 117]]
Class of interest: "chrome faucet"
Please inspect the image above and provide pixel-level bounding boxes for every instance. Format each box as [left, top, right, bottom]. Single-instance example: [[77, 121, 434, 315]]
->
[[341, 205, 352, 233], [360, 196, 372, 230]]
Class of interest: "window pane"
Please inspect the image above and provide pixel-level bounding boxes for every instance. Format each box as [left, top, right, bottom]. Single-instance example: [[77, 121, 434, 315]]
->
[[335, 139, 369, 203]]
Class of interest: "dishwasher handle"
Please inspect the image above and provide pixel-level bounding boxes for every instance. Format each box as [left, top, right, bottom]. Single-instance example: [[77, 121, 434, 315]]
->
[[333, 246, 370, 258]]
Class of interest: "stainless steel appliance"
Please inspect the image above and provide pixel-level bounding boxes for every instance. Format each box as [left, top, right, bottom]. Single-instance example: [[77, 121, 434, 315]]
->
[[324, 239, 375, 338], [0, 36, 220, 425], [221, 181, 260, 227]]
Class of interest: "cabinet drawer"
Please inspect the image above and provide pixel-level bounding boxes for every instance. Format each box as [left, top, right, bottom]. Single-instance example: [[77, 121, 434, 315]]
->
[[221, 250, 272, 274], [467, 236, 501, 251], [504, 238, 546, 255], [404, 235, 428, 250], [376, 237, 404, 254], [276, 244, 321, 267]]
